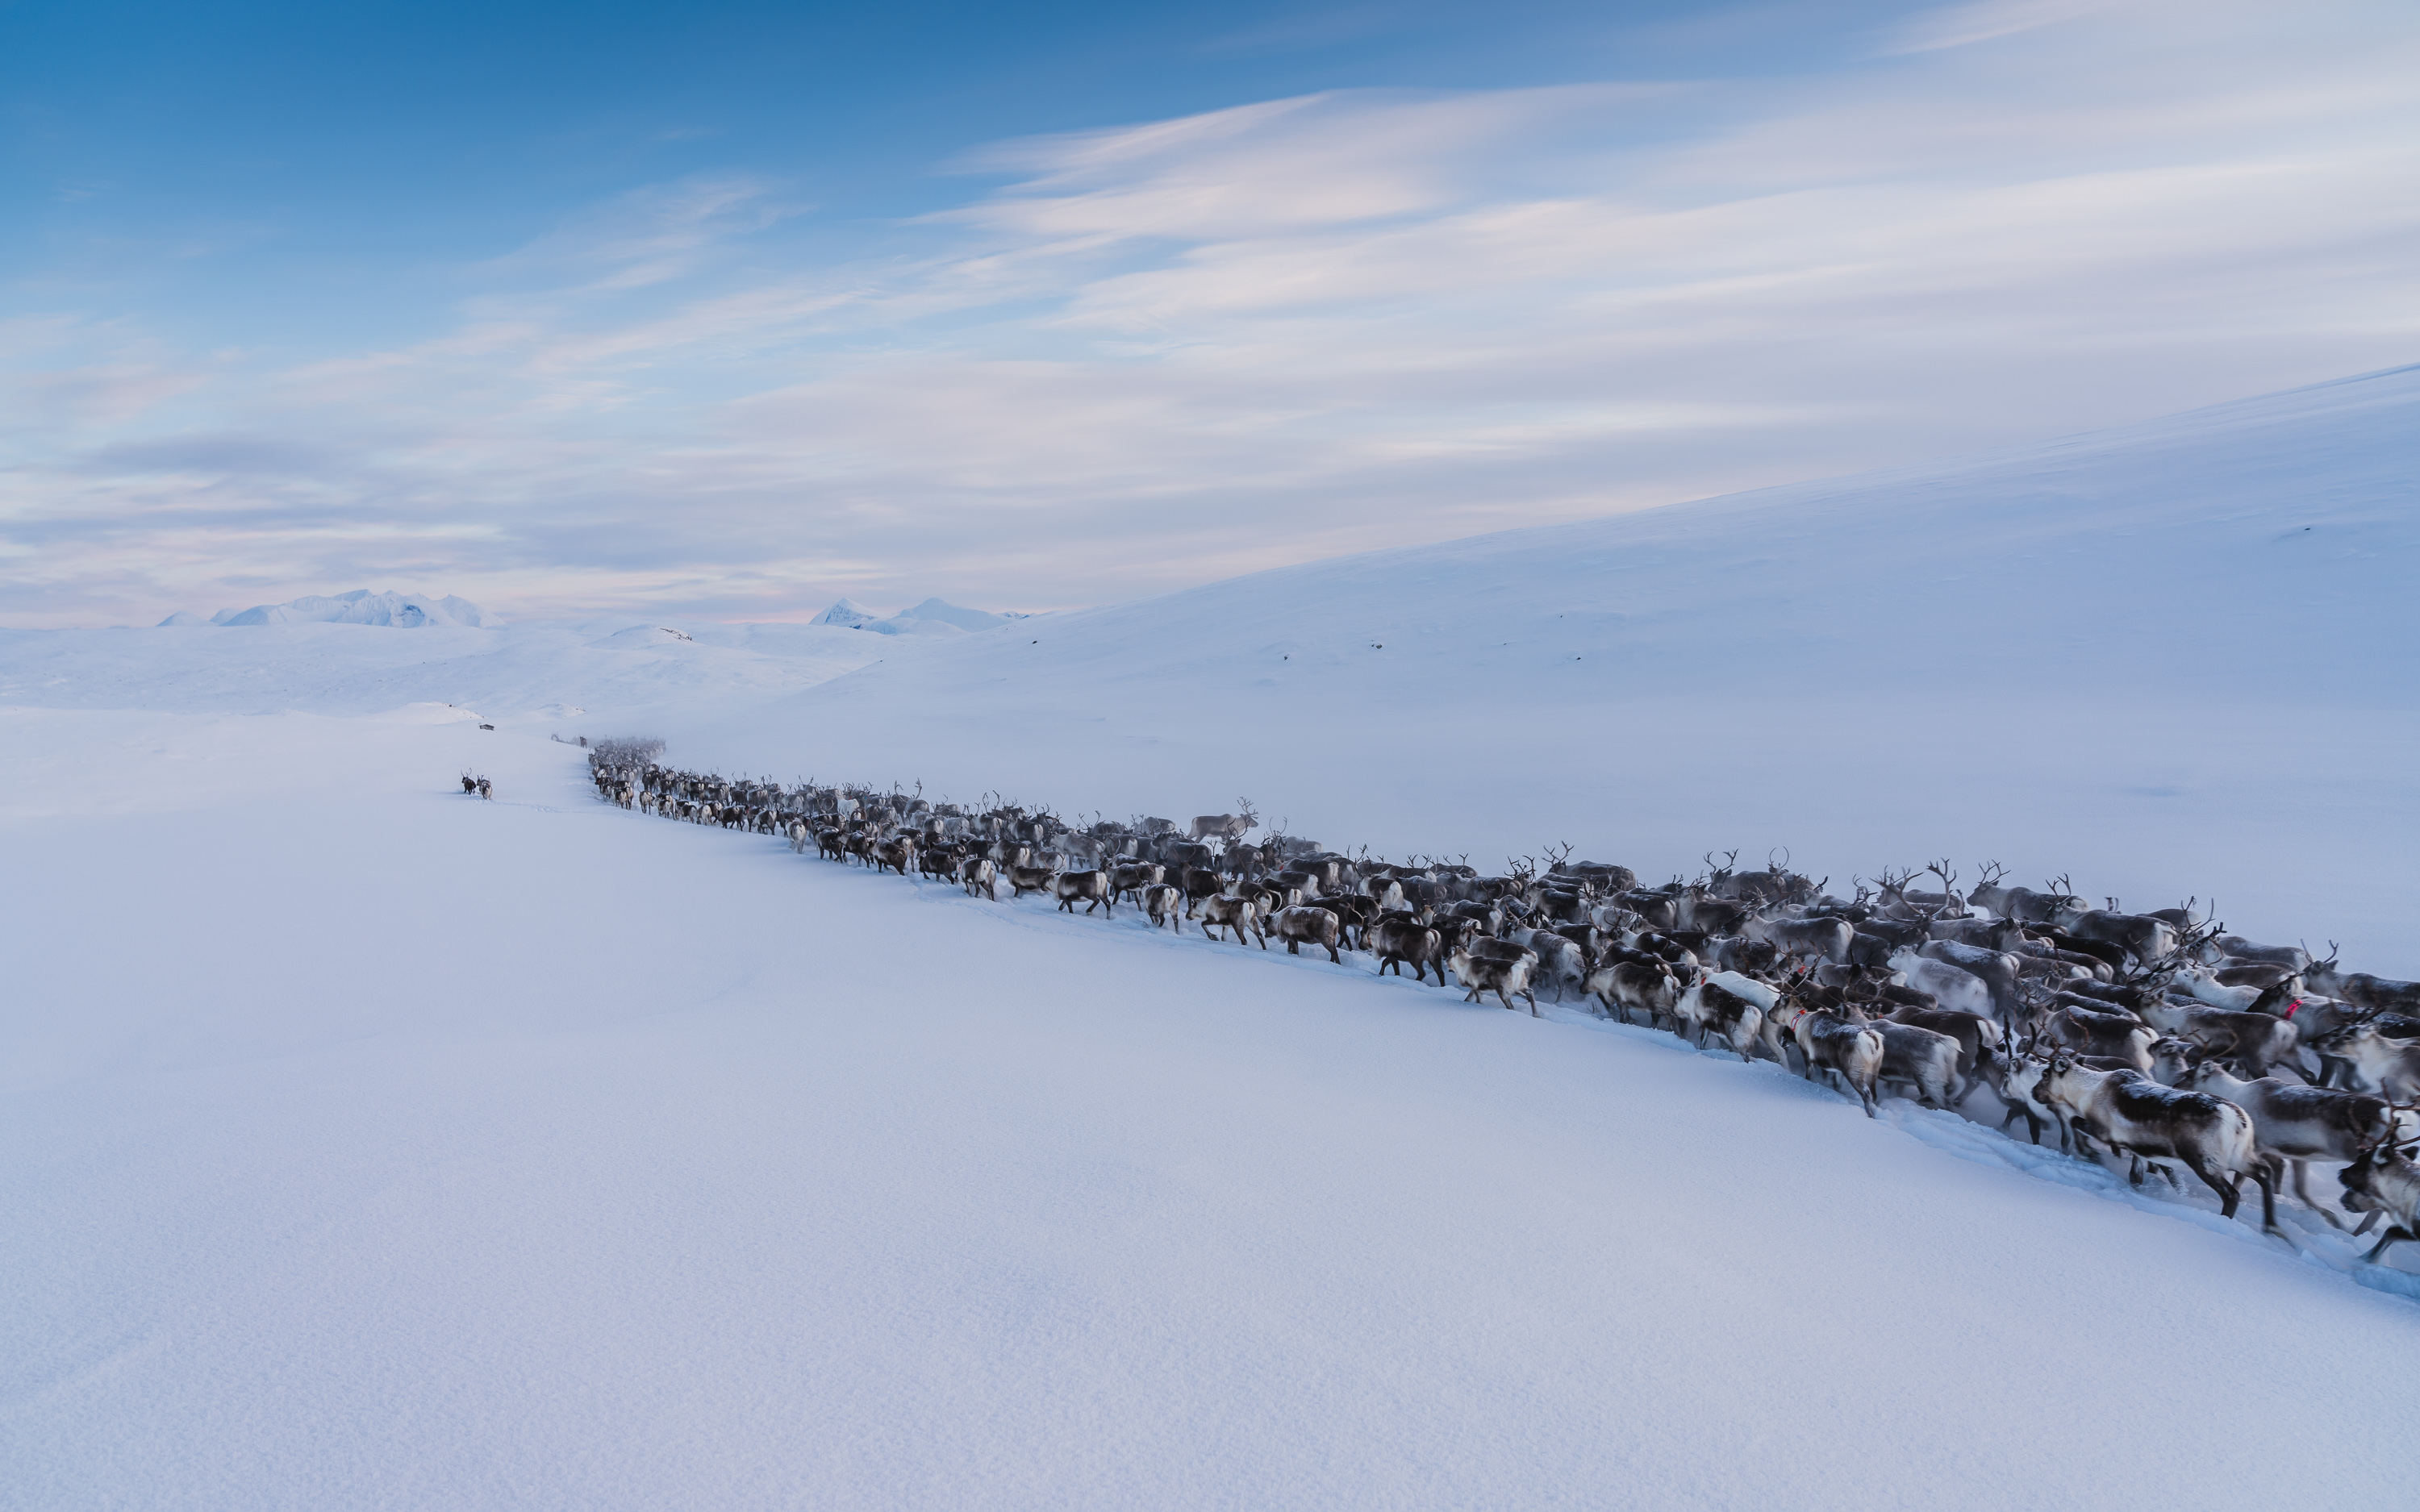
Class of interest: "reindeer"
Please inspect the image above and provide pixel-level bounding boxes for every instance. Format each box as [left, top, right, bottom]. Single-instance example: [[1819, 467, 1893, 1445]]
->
[[2200, 934, 2312, 972], [958, 854, 999, 902], [1914, 939, 2023, 1023], [1885, 1004, 2001, 1081], [1743, 910, 1852, 965], [2052, 902, 2178, 968], [1370, 915, 1446, 985], [874, 836, 917, 877], [1197, 893, 1265, 947], [1269, 906, 1343, 964], [2034, 1052, 2276, 1229], [1885, 947, 1996, 1022], [2038, 1002, 2158, 1072], [475, 777, 492, 800], [1187, 800, 1259, 843], [2180, 1064, 2404, 1227], [1142, 883, 1185, 931], [1307, 893, 1379, 951], [1988, 1048, 2070, 1149], [1968, 867, 2080, 927], [1502, 926, 1589, 1002], [2305, 950, 2420, 1014], [2311, 1023, 2420, 1101], [2339, 1136, 2420, 1264], [2168, 965, 2301, 1013], [1053, 869, 1114, 917], [1790, 1006, 1885, 1116], [1584, 956, 1681, 1027], [1450, 942, 1540, 1014], [1863, 1015, 1966, 1108], [459, 772, 478, 796], [1909, 860, 1965, 916], [1178, 865, 1228, 918], [1672, 971, 1770, 1060], [1109, 861, 1166, 907], [2135, 998, 2301, 1081]]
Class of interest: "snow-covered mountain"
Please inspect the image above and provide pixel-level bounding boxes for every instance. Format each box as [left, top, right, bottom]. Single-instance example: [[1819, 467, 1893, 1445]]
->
[[162, 588, 496, 627], [867, 597, 1018, 635], [807, 597, 882, 629], [807, 595, 1020, 636]]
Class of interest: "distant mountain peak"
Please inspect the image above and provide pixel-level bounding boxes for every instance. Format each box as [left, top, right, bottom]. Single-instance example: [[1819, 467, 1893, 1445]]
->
[[809, 598, 882, 629], [812, 596, 1019, 636], [170, 589, 494, 627]]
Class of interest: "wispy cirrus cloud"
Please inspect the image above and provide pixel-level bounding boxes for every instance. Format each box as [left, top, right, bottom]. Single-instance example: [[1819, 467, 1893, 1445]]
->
[[1881, 0, 2117, 56], [2, 0, 2415, 627]]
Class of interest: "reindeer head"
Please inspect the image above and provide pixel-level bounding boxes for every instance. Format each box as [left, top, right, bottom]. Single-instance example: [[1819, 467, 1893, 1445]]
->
[[2338, 1135, 2406, 1208]]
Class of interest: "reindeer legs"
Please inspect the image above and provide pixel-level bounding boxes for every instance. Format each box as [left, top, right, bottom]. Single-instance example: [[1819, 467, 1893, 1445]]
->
[[2289, 1160, 2347, 1230]]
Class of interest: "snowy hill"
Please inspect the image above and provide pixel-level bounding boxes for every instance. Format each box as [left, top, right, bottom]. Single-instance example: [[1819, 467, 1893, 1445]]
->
[[165, 588, 498, 627], [808, 597, 883, 629], [680, 364, 2420, 968], [810, 595, 1021, 636]]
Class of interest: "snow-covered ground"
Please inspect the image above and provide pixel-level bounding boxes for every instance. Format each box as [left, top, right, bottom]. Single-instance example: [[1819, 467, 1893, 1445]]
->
[[9, 710, 2420, 1509], [5, 366, 2418, 1506]]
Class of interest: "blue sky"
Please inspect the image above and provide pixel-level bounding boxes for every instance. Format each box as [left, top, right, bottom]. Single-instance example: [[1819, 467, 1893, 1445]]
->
[[3, 0, 2415, 624]]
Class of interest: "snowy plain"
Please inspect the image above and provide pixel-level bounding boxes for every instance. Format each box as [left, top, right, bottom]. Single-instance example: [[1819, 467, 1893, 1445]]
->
[[4, 365, 2418, 1507]]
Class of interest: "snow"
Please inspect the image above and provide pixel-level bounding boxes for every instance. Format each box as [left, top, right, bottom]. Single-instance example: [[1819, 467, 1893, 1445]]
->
[[0, 615, 901, 733], [6, 710, 2420, 1507], [810, 597, 884, 629], [5, 366, 2419, 1506], [178, 588, 497, 627], [863, 597, 1019, 635], [814, 596, 1024, 636]]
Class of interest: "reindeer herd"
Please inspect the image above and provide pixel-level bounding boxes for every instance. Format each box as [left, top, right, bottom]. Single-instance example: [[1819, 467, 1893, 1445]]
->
[[581, 741, 2420, 1264]]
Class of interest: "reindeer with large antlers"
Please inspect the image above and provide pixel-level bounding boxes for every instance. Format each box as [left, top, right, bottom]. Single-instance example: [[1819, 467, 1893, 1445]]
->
[[1187, 798, 1259, 843]]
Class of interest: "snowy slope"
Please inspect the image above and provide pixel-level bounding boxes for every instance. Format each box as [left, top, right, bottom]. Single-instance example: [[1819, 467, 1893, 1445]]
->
[[681, 364, 2420, 970], [7, 712, 2420, 1510]]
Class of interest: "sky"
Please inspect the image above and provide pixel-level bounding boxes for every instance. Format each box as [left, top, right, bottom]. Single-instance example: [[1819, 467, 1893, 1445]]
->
[[2, 0, 2414, 627]]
